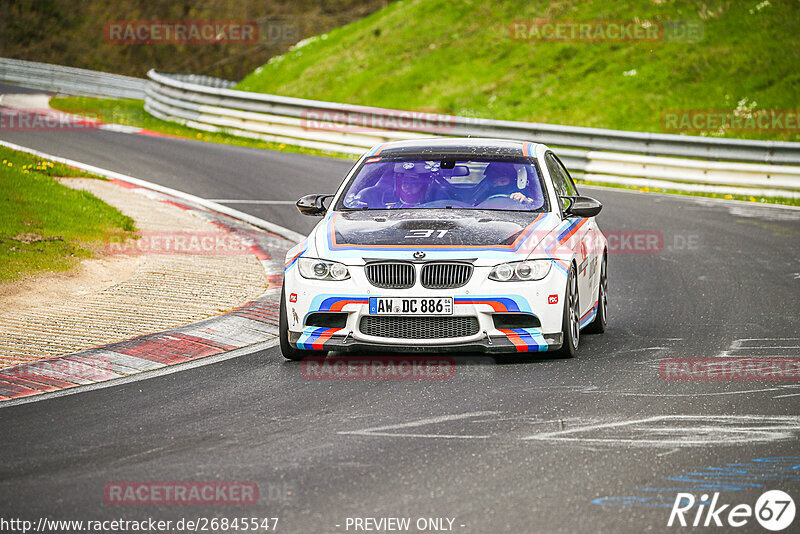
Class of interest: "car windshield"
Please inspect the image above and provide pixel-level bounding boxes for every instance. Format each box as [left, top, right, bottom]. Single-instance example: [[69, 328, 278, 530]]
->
[[336, 158, 548, 212]]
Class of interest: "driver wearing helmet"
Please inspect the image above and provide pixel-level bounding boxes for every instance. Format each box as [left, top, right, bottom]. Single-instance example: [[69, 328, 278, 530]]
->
[[473, 162, 535, 206], [387, 162, 433, 208]]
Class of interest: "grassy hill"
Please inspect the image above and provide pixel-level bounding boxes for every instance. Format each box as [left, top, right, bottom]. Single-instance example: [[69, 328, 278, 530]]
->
[[0, 0, 387, 80], [236, 0, 800, 141]]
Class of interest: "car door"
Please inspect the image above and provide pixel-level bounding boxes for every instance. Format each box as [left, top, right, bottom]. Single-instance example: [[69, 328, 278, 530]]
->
[[545, 152, 598, 318]]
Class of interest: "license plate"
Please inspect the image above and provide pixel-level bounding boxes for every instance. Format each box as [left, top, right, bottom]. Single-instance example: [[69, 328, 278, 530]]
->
[[369, 297, 453, 315]]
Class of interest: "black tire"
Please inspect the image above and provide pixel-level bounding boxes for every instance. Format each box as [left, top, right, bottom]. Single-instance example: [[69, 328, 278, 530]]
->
[[584, 253, 607, 334], [279, 284, 318, 361], [553, 265, 579, 358]]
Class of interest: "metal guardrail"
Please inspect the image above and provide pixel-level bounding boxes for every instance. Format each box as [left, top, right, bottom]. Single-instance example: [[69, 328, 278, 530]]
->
[[145, 70, 800, 165], [2, 58, 797, 194], [146, 70, 800, 193], [156, 73, 237, 90], [0, 58, 147, 99]]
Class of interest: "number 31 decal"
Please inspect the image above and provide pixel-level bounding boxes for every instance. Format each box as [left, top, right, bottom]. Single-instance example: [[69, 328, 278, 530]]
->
[[404, 229, 450, 239]]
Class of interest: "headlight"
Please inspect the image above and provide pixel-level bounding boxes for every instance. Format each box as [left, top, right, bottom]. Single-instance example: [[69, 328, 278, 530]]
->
[[489, 260, 551, 281], [298, 258, 351, 280]]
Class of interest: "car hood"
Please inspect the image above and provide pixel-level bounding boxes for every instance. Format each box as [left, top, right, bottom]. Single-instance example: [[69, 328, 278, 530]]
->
[[311, 209, 564, 265]]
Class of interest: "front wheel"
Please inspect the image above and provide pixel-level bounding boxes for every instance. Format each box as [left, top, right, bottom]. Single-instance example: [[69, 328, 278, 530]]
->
[[279, 284, 319, 361], [553, 265, 579, 358], [584, 254, 607, 334]]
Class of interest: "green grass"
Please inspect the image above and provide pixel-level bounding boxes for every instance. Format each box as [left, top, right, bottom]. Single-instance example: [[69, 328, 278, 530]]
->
[[0, 146, 136, 283], [235, 0, 800, 142], [49, 97, 356, 160]]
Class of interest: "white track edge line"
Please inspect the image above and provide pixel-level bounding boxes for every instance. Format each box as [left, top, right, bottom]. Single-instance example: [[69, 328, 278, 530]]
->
[[0, 139, 306, 242], [0, 339, 280, 409]]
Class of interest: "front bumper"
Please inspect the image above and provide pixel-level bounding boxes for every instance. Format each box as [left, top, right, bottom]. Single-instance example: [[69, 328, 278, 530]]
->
[[289, 330, 563, 354], [284, 260, 569, 354]]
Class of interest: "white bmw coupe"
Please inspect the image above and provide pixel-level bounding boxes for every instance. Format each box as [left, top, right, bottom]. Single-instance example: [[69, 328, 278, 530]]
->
[[280, 138, 607, 360]]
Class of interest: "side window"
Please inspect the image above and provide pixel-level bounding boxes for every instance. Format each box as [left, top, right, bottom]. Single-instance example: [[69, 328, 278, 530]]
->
[[554, 155, 578, 196], [545, 153, 570, 210]]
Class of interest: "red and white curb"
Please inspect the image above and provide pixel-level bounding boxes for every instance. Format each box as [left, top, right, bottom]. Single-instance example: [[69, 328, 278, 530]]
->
[[0, 296, 281, 401], [0, 145, 296, 404]]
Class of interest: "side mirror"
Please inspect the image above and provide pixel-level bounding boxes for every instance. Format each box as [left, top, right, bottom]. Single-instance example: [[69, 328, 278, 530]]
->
[[296, 194, 333, 216], [561, 196, 602, 218]]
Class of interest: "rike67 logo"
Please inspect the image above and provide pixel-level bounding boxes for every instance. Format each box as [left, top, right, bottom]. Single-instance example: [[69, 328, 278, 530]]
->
[[668, 490, 795, 531]]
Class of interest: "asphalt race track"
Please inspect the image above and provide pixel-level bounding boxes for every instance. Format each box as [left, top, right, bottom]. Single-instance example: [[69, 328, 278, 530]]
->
[[1, 92, 799, 533]]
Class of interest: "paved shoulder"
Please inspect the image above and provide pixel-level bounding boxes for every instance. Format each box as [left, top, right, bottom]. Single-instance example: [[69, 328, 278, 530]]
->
[[0, 178, 294, 402]]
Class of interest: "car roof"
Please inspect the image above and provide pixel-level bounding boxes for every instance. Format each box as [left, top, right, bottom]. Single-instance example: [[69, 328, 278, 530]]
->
[[365, 138, 544, 159]]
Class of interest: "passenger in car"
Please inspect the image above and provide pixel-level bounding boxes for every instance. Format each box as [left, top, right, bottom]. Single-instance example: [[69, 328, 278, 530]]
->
[[348, 162, 435, 208], [472, 162, 536, 207]]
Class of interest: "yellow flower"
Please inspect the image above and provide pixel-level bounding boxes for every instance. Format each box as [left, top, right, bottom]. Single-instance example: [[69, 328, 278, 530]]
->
[[7, 162, 12, 166], [724, 194, 733, 199], [749, 196, 756, 202], [196, 133, 202, 138]]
